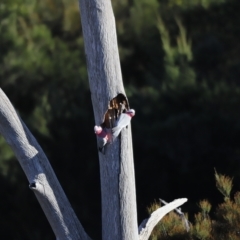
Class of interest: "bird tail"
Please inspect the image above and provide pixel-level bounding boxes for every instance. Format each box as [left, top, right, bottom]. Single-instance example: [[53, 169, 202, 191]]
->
[[99, 146, 105, 154], [98, 138, 108, 154]]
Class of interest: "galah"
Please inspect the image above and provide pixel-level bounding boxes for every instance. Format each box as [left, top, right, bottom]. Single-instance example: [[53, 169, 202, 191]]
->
[[112, 109, 135, 140], [94, 126, 111, 154]]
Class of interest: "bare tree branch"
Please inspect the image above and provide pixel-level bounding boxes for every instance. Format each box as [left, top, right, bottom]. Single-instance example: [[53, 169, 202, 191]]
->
[[138, 198, 188, 240], [159, 198, 191, 232], [0, 89, 91, 240]]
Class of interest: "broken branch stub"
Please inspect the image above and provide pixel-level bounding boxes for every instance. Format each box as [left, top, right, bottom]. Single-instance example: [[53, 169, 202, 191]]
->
[[138, 198, 188, 240]]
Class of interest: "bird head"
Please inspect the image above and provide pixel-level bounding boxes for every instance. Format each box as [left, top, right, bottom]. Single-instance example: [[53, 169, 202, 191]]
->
[[126, 109, 135, 117], [94, 126, 102, 134]]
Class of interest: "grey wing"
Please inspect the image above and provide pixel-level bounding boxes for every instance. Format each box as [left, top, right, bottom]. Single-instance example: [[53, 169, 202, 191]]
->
[[111, 127, 122, 141], [115, 113, 131, 128], [112, 114, 130, 140]]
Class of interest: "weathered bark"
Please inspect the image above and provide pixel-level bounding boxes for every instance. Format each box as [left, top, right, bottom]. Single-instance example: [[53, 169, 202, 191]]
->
[[0, 89, 91, 240], [78, 1, 138, 240]]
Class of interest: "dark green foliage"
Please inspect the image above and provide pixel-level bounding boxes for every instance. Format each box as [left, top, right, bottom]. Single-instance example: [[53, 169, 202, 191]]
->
[[148, 171, 240, 240], [1, 0, 240, 239]]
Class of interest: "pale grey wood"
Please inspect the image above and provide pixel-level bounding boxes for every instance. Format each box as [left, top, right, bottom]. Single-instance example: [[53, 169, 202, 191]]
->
[[138, 198, 188, 240], [159, 198, 190, 231], [0, 89, 91, 240], [78, 1, 138, 240]]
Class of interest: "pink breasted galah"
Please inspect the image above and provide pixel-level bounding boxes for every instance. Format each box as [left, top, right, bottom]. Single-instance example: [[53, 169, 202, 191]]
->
[[94, 126, 112, 154], [112, 109, 135, 140]]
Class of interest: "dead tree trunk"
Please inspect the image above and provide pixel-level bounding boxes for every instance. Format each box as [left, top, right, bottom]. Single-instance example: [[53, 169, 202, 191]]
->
[[78, 1, 139, 240]]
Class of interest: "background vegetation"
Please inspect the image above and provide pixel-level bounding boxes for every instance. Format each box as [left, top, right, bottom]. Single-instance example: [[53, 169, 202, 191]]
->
[[148, 171, 240, 239], [1, 0, 240, 239]]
